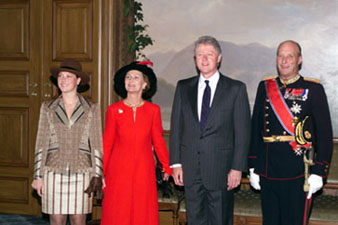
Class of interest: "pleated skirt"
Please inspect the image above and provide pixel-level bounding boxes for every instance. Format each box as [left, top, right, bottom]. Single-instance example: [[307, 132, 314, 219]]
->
[[42, 171, 92, 215]]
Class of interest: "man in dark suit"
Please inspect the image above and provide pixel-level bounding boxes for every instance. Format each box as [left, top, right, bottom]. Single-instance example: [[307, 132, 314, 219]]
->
[[169, 36, 251, 225], [248, 40, 333, 225]]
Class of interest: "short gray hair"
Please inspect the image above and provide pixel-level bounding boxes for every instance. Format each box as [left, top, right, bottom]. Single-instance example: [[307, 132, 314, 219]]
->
[[277, 40, 302, 57], [194, 36, 222, 55]]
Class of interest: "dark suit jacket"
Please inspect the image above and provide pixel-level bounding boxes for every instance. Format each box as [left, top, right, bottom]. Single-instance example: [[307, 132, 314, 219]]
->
[[170, 73, 251, 190]]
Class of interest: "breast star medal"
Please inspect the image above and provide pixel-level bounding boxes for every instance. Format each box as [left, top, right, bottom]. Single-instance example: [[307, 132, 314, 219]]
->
[[291, 103, 302, 114]]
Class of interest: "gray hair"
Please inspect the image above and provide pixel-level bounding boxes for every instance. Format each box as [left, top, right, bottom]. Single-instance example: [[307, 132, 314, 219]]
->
[[194, 36, 222, 55], [277, 40, 302, 57]]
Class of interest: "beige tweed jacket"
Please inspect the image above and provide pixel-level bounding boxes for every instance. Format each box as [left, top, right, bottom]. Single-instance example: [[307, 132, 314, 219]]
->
[[33, 94, 103, 179]]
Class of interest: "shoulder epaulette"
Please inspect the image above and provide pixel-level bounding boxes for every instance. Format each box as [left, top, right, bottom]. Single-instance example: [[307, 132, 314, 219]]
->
[[262, 75, 278, 81], [304, 77, 320, 83]]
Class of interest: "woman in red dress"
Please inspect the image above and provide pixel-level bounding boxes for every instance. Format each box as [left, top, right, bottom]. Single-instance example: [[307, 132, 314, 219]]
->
[[101, 61, 172, 225]]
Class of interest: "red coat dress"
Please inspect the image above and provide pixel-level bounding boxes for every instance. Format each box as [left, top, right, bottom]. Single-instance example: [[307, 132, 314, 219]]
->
[[101, 100, 171, 225]]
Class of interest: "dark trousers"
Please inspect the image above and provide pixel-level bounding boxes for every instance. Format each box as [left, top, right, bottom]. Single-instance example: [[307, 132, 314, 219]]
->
[[260, 177, 311, 225], [184, 167, 234, 225]]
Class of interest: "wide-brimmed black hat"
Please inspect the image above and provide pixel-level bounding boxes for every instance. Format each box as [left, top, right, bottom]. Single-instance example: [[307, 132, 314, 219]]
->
[[50, 58, 90, 85], [114, 61, 157, 100]]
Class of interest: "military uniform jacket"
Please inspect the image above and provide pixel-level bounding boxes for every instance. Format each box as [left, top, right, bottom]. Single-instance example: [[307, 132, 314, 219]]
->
[[248, 75, 333, 179], [33, 94, 103, 179]]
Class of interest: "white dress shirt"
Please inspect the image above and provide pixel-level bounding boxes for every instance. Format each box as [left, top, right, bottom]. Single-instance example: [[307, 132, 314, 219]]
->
[[197, 71, 220, 121]]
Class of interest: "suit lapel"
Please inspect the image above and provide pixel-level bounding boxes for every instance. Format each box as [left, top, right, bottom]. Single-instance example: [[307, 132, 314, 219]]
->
[[187, 77, 199, 123], [50, 94, 89, 127], [204, 75, 229, 130], [55, 103, 68, 125]]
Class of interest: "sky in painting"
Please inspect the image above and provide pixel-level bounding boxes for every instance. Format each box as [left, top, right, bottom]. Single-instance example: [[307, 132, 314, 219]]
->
[[141, 0, 337, 59], [139, 0, 338, 135]]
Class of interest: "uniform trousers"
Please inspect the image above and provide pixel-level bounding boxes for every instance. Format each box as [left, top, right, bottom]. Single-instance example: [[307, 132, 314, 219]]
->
[[260, 177, 312, 225], [184, 166, 234, 225]]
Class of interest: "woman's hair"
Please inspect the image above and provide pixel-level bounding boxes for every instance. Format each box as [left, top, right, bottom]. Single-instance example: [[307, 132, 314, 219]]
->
[[142, 73, 151, 93]]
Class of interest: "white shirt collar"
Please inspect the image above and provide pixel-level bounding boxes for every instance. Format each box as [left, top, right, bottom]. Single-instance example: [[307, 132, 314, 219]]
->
[[198, 71, 220, 88]]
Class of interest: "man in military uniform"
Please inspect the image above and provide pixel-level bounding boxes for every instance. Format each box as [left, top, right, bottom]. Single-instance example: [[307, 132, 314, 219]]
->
[[248, 40, 333, 225]]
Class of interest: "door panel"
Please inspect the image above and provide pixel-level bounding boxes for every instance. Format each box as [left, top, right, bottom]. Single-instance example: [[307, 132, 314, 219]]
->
[[0, 71, 30, 97], [0, 177, 29, 204], [0, 0, 29, 60], [0, 107, 29, 167], [0, 0, 41, 215], [52, 0, 93, 61]]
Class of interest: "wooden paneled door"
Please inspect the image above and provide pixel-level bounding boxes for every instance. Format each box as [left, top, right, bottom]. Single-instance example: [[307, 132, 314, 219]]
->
[[0, 0, 43, 215], [0, 0, 128, 215]]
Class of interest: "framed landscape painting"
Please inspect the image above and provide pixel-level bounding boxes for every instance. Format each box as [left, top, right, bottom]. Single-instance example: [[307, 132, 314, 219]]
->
[[140, 0, 338, 138]]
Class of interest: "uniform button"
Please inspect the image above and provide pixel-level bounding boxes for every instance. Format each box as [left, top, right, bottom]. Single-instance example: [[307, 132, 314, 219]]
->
[[266, 121, 270, 125], [266, 98, 270, 102], [283, 131, 287, 135], [266, 129, 270, 132], [265, 106, 269, 109], [265, 114, 269, 117]]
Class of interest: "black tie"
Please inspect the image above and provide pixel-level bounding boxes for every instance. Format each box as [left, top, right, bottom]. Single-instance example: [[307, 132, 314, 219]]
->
[[200, 80, 211, 131]]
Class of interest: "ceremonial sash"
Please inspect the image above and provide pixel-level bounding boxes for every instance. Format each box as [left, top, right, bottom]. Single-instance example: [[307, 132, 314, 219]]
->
[[265, 79, 294, 135], [264, 79, 311, 152]]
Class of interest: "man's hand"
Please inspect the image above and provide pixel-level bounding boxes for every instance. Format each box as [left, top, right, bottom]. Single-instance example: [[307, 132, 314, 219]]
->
[[227, 169, 242, 190], [172, 167, 184, 186], [307, 174, 323, 199], [31, 178, 44, 197], [249, 168, 261, 190]]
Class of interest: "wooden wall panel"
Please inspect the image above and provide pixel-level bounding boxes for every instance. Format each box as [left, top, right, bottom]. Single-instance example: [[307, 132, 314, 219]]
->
[[0, 71, 29, 97], [0, 177, 28, 204], [328, 144, 338, 183], [52, 0, 93, 60], [0, 0, 29, 60], [0, 107, 28, 167]]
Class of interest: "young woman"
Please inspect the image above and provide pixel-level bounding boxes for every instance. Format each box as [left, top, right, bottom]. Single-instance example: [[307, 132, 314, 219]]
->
[[31, 59, 103, 225]]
